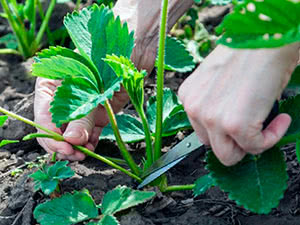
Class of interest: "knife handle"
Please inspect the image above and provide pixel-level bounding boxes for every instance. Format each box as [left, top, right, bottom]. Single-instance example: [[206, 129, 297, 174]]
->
[[262, 100, 279, 130]]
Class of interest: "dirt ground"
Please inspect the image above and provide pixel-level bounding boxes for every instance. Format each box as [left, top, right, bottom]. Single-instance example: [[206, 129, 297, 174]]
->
[[1, 2, 300, 225]]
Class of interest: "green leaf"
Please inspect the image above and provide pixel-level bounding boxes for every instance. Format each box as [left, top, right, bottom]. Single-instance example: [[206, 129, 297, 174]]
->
[[210, 0, 243, 5], [287, 65, 300, 90], [279, 94, 300, 140], [34, 190, 98, 225], [193, 174, 214, 197], [29, 161, 74, 195], [24, 0, 35, 22], [0, 115, 8, 127], [0, 140, 19, 147], [36, 46, 100, 82], [217, 0, 300, 48], [101, 185, 155, 215], [146, 88, 191, 135], [0, 33, 18, 49], [50, 76, 101, 127], [206, 147, 288, 214], [104, 55, 147, 110], [156, 36, 195, 73], [64, 4, 134, 90], [87, 215, 119, 225], [32, 55, 98, 84], [100, 114, 145, 143]]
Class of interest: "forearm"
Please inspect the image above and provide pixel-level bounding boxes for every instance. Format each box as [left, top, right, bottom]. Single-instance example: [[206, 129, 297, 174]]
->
[[114, 0, 194, 72]]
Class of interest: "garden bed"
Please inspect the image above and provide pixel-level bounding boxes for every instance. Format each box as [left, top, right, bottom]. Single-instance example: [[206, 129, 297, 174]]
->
[[1, 2, 300, 225]]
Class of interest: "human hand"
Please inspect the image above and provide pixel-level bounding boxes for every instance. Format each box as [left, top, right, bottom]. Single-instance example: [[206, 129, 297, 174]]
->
[[179, 43, 300, 166], [34, 0, 193, 160]]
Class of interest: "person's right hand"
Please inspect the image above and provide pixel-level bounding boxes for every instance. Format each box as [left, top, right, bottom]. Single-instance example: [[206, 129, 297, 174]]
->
[[34, 0, 194, 160], [179, 43, 300, 166]]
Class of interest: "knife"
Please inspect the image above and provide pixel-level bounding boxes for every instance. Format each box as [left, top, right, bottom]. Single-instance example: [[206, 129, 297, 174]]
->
[[138, 100, 279, 189]]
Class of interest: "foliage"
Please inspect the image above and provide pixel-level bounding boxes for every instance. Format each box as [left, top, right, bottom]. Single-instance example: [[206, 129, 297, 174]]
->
[[100, 88, 191, 143], [34, 186, 155, 225], [29, 161, 75, 195], [0, 0, 59, 58], [193, 174, 214, 196], [217, 0, 300, 48]]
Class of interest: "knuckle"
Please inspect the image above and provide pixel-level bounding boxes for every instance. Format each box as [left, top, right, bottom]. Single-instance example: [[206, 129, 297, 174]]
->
[[223, 119, 242, 135], [183, 102, 200, 121]]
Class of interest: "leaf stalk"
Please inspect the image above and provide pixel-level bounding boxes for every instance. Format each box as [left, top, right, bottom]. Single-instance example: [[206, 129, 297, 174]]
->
[[154, 0, 169, 161]]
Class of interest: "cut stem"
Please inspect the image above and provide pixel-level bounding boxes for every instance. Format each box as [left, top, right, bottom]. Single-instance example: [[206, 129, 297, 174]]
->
[[163, 184, 195, 192], [0, 106, 141, 182], [154, 0, 169, 161], [104, 100, 141, 176]]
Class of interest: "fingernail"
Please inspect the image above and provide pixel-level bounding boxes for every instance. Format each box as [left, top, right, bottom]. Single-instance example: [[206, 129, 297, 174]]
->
[[64, 130, 82, 139]]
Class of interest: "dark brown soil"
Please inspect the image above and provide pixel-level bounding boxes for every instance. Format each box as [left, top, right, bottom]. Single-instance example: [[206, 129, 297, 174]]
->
[[1, 3, 300, 225]]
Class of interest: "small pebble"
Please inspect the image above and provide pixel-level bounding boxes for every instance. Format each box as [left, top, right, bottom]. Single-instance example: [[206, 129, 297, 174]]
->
[[0, 151, 11, 159], [26, 152, 40, 161], [16, 150, 25, 157]]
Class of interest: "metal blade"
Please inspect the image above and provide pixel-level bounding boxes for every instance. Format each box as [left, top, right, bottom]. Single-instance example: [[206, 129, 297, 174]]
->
[[138, 132, 203, 189]]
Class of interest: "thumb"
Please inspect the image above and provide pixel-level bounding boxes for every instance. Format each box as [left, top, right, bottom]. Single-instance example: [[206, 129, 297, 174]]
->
[[63, 110, 96, 146], [261, 113, 291, 150]]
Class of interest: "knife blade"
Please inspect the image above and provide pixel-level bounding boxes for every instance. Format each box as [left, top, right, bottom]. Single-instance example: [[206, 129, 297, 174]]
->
[[138, 100, 279, 189]]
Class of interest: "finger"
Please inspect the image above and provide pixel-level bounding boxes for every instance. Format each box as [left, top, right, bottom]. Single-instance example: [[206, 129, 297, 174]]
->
[[89, 126, 103, 149], [208, 129, 246, 166], [63, 109, 97, 146], [233, 114, 291, 154], [57, 151, 86, 161], [38, 137, 74, 156], [188, 117, 210, 145]]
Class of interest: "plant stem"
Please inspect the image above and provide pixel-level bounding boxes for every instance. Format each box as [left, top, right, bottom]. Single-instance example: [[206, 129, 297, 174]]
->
[[0, 0, 29, 57], [154, 0, 169, 161], [104, 100, 141, 176], [75, 0, 81, 11], [137, 107, 153, 169], [0, 48, 21, 55], [163, 184, 195, 192], [37, 0, 54, 46], [0, 106, 141, 182], [0, 106, 63, 141], [36, 0, 56, 47], [74, 145, 141, 182], [51, 152, 57, 162]]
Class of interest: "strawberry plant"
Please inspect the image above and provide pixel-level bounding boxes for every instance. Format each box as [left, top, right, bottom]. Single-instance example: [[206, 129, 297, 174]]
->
[[33, 186, 155, 225], [1, 0, 300, 217], [29, 160, 75, 195], [0, 0, 76, 58]]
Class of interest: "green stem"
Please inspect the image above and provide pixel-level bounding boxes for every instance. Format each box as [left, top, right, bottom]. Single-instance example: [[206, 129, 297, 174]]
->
[[296, 140, 300, 165], [0, 0, 29, 57], [154, 0, 169, 161], [37, 0, 54, 46], [74, 145, 141, 182], [276, 134, 298, 147], [104, 100, 141, 176], [0, 106, 141, 182], [137, 107, 153, 169], [0, 48, 21, 55], [163, 184, 195, 192], [0, 106, 63, 141], [51, 152, 57, 162], [36, 0, 56, 46], [75, 0, 81, 11]]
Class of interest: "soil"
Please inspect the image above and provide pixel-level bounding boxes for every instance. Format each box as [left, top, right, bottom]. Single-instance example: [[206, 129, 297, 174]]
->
[[1, 2, 300, 225]]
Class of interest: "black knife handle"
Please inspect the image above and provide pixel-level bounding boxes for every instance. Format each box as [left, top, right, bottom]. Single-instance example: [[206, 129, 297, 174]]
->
[[262, 100, 279, 130]]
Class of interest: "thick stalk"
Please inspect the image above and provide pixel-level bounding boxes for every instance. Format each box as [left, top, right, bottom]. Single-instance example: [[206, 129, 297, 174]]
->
[[0, 106, 141, 182], [0, 0, 29, 57], [154, 0, 169, 161], [137, 107, 154, 169], [163, 184, 195, 192], [36, 0, 56, 46], [104, 100, 141, 176]]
